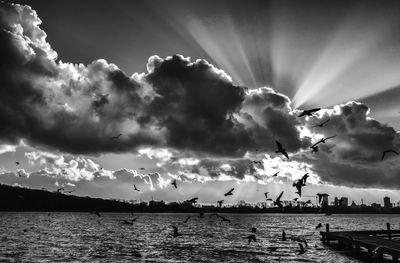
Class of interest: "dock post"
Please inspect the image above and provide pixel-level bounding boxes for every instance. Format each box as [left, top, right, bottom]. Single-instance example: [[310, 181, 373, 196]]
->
[[325, 223, 330, 245], [387, 222, 392, 239]]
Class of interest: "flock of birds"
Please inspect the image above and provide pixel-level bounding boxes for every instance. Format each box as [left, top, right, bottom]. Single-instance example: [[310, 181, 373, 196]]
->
[[11, 107, 400, 261]]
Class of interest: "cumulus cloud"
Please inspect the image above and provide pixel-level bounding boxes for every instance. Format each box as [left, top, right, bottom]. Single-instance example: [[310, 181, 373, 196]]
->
[[0, 2, 400, 191]]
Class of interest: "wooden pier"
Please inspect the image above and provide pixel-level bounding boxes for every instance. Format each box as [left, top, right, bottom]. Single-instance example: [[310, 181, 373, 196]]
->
[[320, 223, 400, 262]]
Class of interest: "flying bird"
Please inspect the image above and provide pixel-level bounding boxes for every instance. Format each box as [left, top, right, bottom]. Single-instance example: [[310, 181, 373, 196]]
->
[[274, 191, 284, 208], [264, 192, 269, 199], [293, 180, 303, 197], [133, 184, 140, 192], [171, 225, 181, 237], [183, 216, 190, 223], [224, 188, 234, 196], [312, 118, 330, 128], [298, 243, 306, 254], [15, 162, 20, 165], [139, 168, 145, 170], [275, 141, 289, 159], [110, 134, 122, 140], [311, 145, 319, 153], [381, 150, 399, 160], [293, 198, 298, 202], [301, 173, 309, 185], [171, 179, 177, 189], [298, 108, 321, 117], [316, 223, 322, 229], [318, 135, 337, 144], [246, 234, 256, 244], [271, 171, 280, 177]]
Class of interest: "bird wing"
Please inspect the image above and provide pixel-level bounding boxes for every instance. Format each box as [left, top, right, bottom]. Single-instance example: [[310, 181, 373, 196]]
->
[[275, 140, 282, 150], [325, 135, 337, 140], [309, 108, 321, 113], [276, 191, 284, 201], [282, 151, 289, 159]]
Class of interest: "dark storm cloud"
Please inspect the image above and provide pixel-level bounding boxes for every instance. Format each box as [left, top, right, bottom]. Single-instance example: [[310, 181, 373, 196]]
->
[[0, 2, 309, 157]]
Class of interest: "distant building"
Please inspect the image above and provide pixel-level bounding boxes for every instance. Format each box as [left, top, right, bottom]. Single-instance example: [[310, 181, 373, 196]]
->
[[384, 196, 392, 209], [340, 197, 348, 207], [350, 201, 358, 208], [322, 195, 329, 206], [238, 200, 246, 207], [334, 197, 339, 206], [371, 203, 382, 209]]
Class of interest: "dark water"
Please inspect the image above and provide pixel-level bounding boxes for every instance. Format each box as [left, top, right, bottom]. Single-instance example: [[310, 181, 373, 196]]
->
[[0, 212, 399, 262]]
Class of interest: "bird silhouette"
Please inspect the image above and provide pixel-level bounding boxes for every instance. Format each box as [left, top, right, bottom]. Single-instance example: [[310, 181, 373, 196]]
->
[[110, 134, 122, 140], [293, 180, 303, 197], [133, 184, 140, 191], [298, 243, 306, 254], [246, 234, 256, 244], [224, 188, 234, 196], [171, 179, 177, 189], [310, 145, 319, 153], [298, 108, 321, 117], [15, 162, 20, 165], [183, 216, 190, 223], [171, 225, 181, 237], [271, 171, 280, 177], [275, 141, 289, 159], [293, 197, 299, 201], [264, 192, 269, 199], [301, 173, 309, 185], [318, 135, 337, 144], [381, 150, 399, 160], [274, 191, 284, 208], [217, 200, 224, 208], [186, 197, 198, 204], [282, 230, 287, 241], [139, 167, 145, 170], [312, 118, 330, 128], [316, 223, 322, 229]]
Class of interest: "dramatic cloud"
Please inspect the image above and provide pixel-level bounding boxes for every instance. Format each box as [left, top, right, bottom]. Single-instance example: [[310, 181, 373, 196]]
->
[[0, 2, 400, 191]]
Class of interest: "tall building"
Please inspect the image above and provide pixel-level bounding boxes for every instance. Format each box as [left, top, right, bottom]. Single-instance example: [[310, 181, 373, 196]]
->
[[322, 195, 329, 206], [334, 197, 339, 206], [340, 197, 348, 207], [384, 196, 391, 209]]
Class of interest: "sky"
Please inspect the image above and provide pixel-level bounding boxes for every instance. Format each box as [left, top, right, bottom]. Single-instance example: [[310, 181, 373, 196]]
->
[[1, 0, 400, 206]]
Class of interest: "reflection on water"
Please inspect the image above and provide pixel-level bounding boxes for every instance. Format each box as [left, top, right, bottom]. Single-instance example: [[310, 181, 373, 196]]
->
[[0, 212, 397, 262]]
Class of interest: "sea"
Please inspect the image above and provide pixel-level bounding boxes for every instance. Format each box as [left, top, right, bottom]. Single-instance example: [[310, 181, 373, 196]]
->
[[0, 212, 398, 262]]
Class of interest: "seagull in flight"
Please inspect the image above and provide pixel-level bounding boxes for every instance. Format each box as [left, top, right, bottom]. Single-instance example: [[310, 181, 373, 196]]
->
[[133, 184, 140, 191], [275, 141, 289, 159], [110, 133, 122, 140], [312, 118, 330, 128], [316, 223, 322, 229], [310, 145, 319, 153], [381, 150, 399, 161], [301, 173, 309, 185], [317, 135, 337, 144], [224, 188, 234, 196], [271, 171, 280, 177], [298, 108, 321, 117], [264, 192, 269, 199], [15, 161, 20, 165], [171, 179, 177, 189]]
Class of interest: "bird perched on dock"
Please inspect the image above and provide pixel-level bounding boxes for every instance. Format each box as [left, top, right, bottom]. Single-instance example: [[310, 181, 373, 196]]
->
[[312, 118, 330, 128], [301, 173, 309, 185], [224, 188, 234, 196], [293, 180, 304, 197], [275, 140, 289, 159], [381, 150, 399, 160], [246, 234, 256, 244], [311, 145, 319, 153], [298, 108, 321, 117], [171, 179, 177, 189]]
